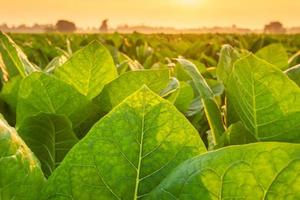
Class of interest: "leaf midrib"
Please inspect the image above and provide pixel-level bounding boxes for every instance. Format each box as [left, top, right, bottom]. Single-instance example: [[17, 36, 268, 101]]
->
[[134, 94, 146, 200]]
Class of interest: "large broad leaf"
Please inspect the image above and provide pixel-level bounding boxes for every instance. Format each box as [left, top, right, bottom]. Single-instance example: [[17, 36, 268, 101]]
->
[[255, 43, 289, 70], [0, 32, 38, 78], [0, 114, 45, 200], [94, 69, 170, 114], [149, 142, 300, 200], [285, 64, 300, 87], [54, 41, 118, 99], [42, 86, 206, 200], [227, 54, 300, 142], [18, 114, 78, 177], [17, 72, 99, 138], [177, 59, 225, 146]]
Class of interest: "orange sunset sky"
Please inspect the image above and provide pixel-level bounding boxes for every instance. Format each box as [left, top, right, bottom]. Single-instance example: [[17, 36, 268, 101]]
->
[[0, 0, 299, 29]]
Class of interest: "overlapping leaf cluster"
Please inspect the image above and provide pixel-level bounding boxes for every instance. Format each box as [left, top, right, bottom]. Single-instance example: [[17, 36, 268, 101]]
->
[[0, 32, 300, 200]]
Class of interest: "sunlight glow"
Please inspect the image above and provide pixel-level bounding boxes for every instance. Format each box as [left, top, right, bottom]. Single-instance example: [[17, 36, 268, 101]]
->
[[0, 0, 298, 29], [178, 0, 200, 5]]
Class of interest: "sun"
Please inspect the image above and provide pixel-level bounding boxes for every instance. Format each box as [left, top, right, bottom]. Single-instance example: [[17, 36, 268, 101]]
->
[[175, 0, 202, 6], [180, 0, 199, 5]]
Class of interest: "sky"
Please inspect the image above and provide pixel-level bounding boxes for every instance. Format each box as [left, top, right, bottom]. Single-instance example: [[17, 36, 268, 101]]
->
[[0, 0, 299, 29]]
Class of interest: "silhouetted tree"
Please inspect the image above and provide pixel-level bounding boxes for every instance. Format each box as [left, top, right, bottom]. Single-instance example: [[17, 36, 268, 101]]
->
[[264, 21, 286, 34], [100, 19, 109, 32], [56, 20, 76, 32]]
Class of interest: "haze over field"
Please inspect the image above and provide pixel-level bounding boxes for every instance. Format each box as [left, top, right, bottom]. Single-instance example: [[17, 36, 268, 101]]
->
[[0, 0, 299, 29]]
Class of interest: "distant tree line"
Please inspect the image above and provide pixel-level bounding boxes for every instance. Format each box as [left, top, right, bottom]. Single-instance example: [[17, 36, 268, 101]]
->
[[44, 19, 109, 33], [0, 20, 298, 34]]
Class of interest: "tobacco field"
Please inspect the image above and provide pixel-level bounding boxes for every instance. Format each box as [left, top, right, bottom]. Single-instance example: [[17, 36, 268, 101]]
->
[[0, 32, 300, 199]]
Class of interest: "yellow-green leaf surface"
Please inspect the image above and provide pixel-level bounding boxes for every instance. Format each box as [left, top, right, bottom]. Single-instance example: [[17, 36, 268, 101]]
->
[[227, 54, 300, 142], [0, 114, 45, 200], [17, 72, 99, 138], [42, 87, 206, 200], [149, 142, 300, 200], [256, 43, 289, 70], [18, 114, 78, 177], [94, 69, 170, 114], [54, 41, 118, 99], [0, 32, 38, 78]]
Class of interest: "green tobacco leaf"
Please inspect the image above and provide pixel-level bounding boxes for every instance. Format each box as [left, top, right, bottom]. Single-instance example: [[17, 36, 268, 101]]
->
[[0, 98, 15, 126], [44, 54, 68, 73], [0, 75, 22, 112], [225, 97, 240, 126], [285, 64, 300, 87], [0, 75, 22, 125], [174, 60, 206, 82], [17, 72, 99, 138], [216, 45, 240, 85], [55, 41, 118, 99], [149, 142, 300, 200], [227, 54, 300, 142], [0, 114, 45, 200], [18, 114, 78, 177], [160, 77, 180, 98], [185, 96, 204, 117], [42, 86, 206, 200], [160, 77, 181, 104], [174, 82, 194, 113], [117, 52, 144, 73], [206, 79, 224, 97], [94, 69, 170, 114], [256, 43, 289, 70], [0, 32, 38, 78], [177, 59, 225, 146], [223, 121, 257, 146], [174, 63, 191, 81], [186, 79, 224, 117]]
